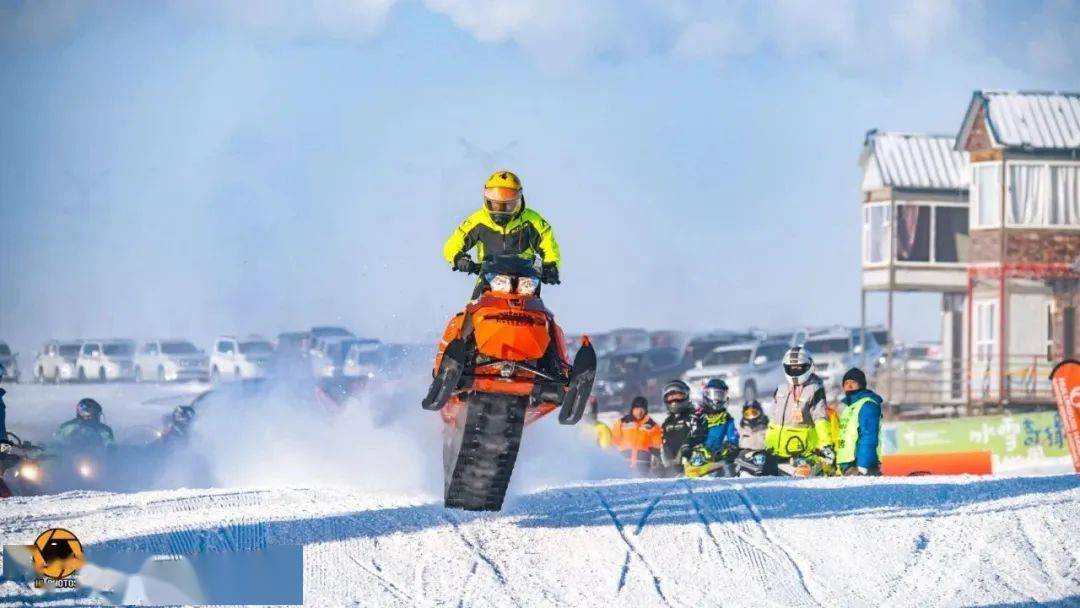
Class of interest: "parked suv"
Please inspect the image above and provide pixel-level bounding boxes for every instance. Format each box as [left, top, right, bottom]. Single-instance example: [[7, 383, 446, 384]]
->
[[135, 339, 208, 383], [342, 340, 385, 380], [209, 336, 274, 381], [75, 339, 136, 382], [0, 341, 19, 383], [311, 337, 374, 378], [33, 340, 82, 383], [804, 327, 883, 395], [681, 339, 790, 403], [593, 346, 688, 411], [681, 331, 757, 368]]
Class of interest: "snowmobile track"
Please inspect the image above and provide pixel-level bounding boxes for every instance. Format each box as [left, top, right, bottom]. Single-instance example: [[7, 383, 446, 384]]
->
[[594, 489, 673, 608], [444, 393, 527, 511]]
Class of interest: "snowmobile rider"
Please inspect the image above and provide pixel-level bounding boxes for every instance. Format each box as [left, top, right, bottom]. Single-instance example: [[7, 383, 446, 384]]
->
[[611, 396, 662, 475], [53, 398, 115, 451], [837, 367, 883, 476], [443, 170, 561, 298], [687, 378, 739, 474], [583, 396, 612, 448], [738, 400, 769, 451], [765, 347, 835, 472], [659, 380, 696, 476], [159, 405, 196, 447]]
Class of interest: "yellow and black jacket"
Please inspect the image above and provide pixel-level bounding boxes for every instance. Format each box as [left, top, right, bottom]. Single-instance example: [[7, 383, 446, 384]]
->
[[442, 207, 561, 268]]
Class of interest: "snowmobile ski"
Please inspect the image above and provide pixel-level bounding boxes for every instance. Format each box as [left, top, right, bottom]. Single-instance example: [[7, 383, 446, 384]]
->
[[422, 339, 467, 411], [558, 341, 597, 425]]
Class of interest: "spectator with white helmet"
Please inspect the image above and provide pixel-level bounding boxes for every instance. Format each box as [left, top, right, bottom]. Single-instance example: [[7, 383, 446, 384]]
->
[[765, 346, 835, 474]]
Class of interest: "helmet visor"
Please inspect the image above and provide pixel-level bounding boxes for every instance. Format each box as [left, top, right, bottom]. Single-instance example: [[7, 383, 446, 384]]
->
[[784, 363, 811, 378], [484, 194, 522, 216], [742, 406, 762, 421], [704, 387, 728, 404]]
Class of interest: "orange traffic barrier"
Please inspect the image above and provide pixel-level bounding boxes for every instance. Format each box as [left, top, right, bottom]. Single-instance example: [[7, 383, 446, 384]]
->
[[882, 451, 993, 476]]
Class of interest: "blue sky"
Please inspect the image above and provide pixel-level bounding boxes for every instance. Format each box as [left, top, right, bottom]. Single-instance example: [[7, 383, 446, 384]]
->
[[1, 0, 1078, 355]]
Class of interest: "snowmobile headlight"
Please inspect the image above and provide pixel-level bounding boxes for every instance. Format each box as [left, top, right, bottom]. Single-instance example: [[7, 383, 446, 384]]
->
[[751, 453, 766, 466], [488, 274, 512, 293], [18, 462, 40, 482], [78, 461, 94, 479], [515, 276, 538, 295], [689, 451, 708, 467]]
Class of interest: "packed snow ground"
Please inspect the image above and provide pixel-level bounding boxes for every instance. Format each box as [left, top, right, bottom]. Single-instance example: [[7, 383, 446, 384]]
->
[[2, 384, 1079, 606], [2, 475, 1079, 607]]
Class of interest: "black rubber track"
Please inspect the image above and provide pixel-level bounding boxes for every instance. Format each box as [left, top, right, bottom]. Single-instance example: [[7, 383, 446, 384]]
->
[[443, 392, 528, 511]]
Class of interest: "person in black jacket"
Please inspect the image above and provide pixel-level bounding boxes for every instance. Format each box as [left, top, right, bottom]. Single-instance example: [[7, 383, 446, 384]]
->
[[0, 363, 8, 441], [659, 380, 696, 476]]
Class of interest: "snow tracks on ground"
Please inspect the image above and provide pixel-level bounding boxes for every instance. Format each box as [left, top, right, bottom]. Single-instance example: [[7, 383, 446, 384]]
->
[[2, 475, 1078, 607]]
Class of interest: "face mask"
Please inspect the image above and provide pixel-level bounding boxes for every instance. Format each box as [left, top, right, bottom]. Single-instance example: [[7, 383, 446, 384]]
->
[[844, 388, 860, 398]]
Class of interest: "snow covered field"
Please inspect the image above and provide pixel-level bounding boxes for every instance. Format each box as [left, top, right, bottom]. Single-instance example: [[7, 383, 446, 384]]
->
[[2, 475, 1079, 607], [2, 384, 1079, 606]]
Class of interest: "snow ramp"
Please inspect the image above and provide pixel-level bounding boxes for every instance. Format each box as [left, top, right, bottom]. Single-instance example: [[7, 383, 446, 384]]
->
[[2, 474, 1079, 607]]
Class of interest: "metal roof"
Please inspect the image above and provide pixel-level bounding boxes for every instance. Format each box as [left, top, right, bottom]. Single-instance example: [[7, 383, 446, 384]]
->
[[957, 90, 1080, 151], [860, 130, 969, 191]]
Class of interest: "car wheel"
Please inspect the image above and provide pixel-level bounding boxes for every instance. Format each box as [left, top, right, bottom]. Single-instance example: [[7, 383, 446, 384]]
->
[[77, 367, 86, 382], [36, 366, 44, 384], [157, 366, 165, 383], [744, 381, 758, 402], [210, 366, 220, 383], [134, 366, 143, 383], [234, 366, 241, 379], [98, 367, 107, 383]]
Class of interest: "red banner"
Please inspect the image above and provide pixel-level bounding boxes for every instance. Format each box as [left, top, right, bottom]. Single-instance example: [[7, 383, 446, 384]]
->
[[1049, 359, 1080, 473]]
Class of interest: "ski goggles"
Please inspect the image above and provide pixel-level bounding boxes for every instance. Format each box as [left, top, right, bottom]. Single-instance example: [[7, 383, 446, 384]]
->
[[484, 188, 522, 213], [663, 391, 688, 404], [742, 406, 763, 421], [784, 363, 811, 377]]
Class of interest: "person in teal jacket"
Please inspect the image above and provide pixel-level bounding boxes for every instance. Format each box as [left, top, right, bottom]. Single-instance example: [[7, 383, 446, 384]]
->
[[837, 368, 882, 476], [54, 398, 115, 451]]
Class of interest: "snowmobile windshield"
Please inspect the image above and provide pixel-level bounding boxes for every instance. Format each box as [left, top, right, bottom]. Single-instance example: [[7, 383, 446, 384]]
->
[[239, 341, 273, 355], [804, 338, 849, 355], [103, 343, 133, 357], [161, 342, 198, 355], [480, 255, 540, 279]]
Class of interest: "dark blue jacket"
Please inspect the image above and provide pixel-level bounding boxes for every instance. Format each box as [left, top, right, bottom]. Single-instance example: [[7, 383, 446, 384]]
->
[[691, 409, 739, 456], [842, 389, 882, 468]]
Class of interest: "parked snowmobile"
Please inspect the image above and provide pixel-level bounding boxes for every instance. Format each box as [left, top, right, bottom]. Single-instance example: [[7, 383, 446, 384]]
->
[[422, 255, 596, 511]]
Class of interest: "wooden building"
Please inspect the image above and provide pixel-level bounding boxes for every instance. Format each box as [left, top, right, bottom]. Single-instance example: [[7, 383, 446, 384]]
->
[[858, 130, 970, 406], [955, 90, 1080, 410]]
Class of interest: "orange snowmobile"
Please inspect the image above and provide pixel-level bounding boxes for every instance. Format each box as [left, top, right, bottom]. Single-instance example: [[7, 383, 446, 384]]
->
[[422, 255, 596, 511]]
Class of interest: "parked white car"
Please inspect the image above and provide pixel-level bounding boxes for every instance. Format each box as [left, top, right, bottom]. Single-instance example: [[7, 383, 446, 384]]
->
[[209, 336, 274, 381], [342, 340, 385, 380], [135, 339, 209, 383], [75, 340, 136, 382], [805, 327, 883, 394], [681, 339, 790, 403], [33, 340, 82, 383], [0, 341, 20, 383]]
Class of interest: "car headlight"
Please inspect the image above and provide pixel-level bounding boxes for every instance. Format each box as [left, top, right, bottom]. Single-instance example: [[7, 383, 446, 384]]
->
[[489, 274, 512, 293], [516, 276, 538, 295]]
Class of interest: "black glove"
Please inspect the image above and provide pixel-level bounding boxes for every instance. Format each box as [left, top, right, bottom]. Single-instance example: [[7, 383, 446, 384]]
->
[[817, 445, 836, 463], [541, 263, 560, 285], [453, 254, 479, 274]]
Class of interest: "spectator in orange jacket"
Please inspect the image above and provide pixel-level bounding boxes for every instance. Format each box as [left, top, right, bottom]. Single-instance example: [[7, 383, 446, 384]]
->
[[611, 396, 662, 475]]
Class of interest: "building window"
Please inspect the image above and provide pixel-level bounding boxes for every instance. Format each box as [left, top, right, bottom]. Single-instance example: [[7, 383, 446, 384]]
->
[[863, 204, 891, 264], [972, 164, 1001, 228], [896, 204, 931, 262], [1008, 164, 1047, 225], [1049, 165, 1080, 225], [892, 203, 968, 264], [974, 300, 997, 366]]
